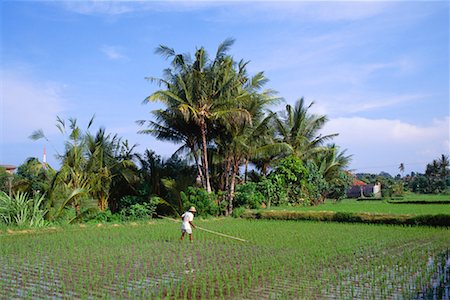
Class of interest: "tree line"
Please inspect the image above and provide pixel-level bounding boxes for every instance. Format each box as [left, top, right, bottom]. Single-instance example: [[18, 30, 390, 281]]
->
[[1, 39, 447, 226]]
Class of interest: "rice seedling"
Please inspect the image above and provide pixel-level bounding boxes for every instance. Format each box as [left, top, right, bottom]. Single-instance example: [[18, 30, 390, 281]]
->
[[0, 219, 449, 299]]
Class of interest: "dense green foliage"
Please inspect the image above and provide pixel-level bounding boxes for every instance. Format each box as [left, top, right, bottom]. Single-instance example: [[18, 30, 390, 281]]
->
[[180, 187, 219, 217], [0, 192, 47, 227], [234, 182, 265, 209], [1, 219, 449, 299]]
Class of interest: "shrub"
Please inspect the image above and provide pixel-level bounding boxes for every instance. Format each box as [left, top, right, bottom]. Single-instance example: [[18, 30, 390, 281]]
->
[[326, 170, 353, 201], [119, 196, 158, 221], [272, 156, 307, 205], [258, 175, 287, 207], [0, 191, 47, 227], [234, 182, 264, 209], [90, 209, 122, 223], [231, 206, 246, 218], [303, 161, 328, 205], [180, 187, 219, 217]]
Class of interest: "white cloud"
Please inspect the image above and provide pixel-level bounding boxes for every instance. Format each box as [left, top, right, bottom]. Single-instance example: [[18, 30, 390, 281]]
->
[[57, 1, 393, 21], [335, 93, 427, 115], [57, 1, 223, 16], [60, 1, 135, 16], [1, 70, 67, 143], [259, 1, 391, 22], [324, 117, 450, 174], [101, 45, 127, 60]]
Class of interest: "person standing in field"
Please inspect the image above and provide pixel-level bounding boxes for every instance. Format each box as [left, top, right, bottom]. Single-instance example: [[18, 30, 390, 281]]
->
[[180, 206, 196, 242]]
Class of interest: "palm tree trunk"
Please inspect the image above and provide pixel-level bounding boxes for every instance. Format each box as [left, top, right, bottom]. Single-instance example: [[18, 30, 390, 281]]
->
[[200, 118, 212, 193], [191, 145, 205, 187], [227, 159, 239, 216], [224, 158, 231, 194], [222, 157, 231, 216], [99, 195, 108, 211], [75, 203, 81, 217], [244, 157, 249, 183]]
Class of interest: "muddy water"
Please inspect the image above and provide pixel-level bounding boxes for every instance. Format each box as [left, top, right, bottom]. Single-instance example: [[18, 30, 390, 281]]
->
[[415, 251, 449, 300]]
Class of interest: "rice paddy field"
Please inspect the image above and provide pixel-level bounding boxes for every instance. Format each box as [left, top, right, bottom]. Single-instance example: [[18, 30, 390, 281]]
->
[[1, 219, 449, 299], [267, 199, 450, 215]]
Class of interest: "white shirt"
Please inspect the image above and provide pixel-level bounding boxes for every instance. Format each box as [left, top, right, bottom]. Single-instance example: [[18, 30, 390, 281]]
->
[[181, 211, 194, 230]]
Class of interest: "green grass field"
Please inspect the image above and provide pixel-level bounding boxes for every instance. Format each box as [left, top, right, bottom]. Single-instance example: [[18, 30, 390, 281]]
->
[[401, 193, 450, 201], [1, 219, 449, 299], [266, 198, 450, 215]]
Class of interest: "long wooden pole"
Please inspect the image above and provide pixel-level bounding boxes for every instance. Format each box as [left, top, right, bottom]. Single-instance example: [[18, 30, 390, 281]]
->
[[158, 215, 247, 242]]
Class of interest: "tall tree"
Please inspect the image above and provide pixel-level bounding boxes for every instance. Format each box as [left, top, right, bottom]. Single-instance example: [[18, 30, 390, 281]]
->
[[399, 163, 405, 177], [274, 98, 338, 160], [425, 154, 449, 193], [214, 76, 284, 214], [143, 39, 252, 193]]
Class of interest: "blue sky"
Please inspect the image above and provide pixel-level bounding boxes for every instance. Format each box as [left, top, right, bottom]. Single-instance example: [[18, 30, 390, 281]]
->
[[1, 1, 449, 176]]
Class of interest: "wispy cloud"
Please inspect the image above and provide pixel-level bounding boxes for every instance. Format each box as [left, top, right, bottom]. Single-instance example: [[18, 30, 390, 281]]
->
[[309, 92, 429, 116], [56, 1, 395, 20], [1, 70, 67, 143], [60, 1, 135, 16], [57, 1, 222, 16], [100, 45, 128, 60], [323, 116, 450, 174]]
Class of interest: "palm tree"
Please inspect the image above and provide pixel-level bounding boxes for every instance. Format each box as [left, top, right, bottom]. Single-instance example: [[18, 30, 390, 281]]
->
[[274, 98, 338, 160], [437, 154, 449, 178], [137, 108, 205, 188], [144, 39, 252, 193], [316, 144, 352, 182], [30, 116, 135, 218], [399, 163, 405, 178], [43, 117, 94, 218], [213, 72, 283, 214]]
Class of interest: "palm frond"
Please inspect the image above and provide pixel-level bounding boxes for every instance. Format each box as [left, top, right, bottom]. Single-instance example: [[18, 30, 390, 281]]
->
[[155, 44, 175, 59], [29, 129, 47, 141], [215, 38, 235, 61]]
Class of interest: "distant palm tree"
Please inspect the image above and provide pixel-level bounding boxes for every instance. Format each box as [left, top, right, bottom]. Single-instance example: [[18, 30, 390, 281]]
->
[[437, 154, 449, 178], [399, 163, 405, 177]]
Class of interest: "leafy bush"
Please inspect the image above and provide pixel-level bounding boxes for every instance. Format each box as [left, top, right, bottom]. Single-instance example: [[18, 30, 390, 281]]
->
[[90, 209, 122, 223], [0, 191, 47, 227], [326, 170, 353, 201], [408, 176, 428, 194], [119, 197, 158, 221], [234, 182, 264, 209], [391, 182, 404, 197], [231, 206, 246, 218], [303, 161, 328, 205], [260, 156, 328, 206], [258, 175, 287, 207], [180, 187, 219, 217], [272, 156, 307, 205]]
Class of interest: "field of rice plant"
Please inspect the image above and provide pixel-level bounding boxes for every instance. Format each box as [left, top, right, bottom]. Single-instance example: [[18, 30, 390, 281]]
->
[[1, 219, 449, 299], [267, 199, 450, 215]]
